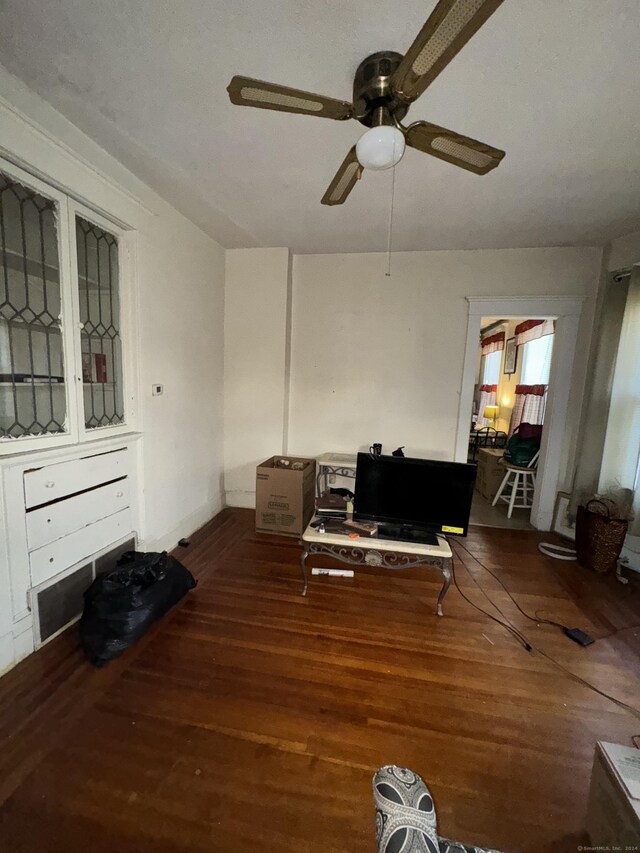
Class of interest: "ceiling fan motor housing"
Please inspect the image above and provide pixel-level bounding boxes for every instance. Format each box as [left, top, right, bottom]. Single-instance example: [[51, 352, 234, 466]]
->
[[353, 51, 409, 127]]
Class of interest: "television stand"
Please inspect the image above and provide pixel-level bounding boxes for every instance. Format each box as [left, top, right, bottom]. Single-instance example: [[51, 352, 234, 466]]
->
[[377, 523, 439, 546]]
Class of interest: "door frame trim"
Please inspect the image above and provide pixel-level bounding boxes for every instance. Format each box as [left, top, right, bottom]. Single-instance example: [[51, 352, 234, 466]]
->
[[455, 296, 585, 530]]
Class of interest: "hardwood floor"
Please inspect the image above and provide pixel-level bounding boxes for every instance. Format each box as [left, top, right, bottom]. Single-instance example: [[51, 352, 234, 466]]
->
[[1, 508, 639, 853], [469, 490, 533, 530]]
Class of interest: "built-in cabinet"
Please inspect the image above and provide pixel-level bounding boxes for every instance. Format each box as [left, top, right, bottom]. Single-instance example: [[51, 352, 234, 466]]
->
[[0, 422, 141, 673], [0, 151, 141, 675], [0, 156, 136, 456]]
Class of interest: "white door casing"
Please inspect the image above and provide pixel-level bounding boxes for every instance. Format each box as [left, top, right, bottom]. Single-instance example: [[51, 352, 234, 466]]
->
[[455, 296, 584, 530]]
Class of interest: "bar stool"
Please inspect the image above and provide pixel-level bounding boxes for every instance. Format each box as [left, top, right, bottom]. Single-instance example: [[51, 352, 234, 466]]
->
[[492, 450, 540, 518]]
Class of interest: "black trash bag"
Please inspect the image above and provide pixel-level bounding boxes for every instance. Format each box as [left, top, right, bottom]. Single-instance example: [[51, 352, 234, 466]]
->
[[80, 551, 196, 667]]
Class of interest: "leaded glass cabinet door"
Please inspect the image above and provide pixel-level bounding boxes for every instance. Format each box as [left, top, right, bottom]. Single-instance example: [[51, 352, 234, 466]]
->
[[74, 212, 125, 431], [0, 165, 76, 448]]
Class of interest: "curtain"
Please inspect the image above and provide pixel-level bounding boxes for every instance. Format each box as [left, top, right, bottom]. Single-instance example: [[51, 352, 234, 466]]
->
[[476, 384, 497, 428], [509, 384, 546, 435], [520, 333, 554, 385], [598, 267, 640, 536], [481, 331, 505, 354], [515, 318, 555, 346]]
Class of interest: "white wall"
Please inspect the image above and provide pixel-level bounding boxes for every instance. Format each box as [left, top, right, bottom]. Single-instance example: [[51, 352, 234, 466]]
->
[[224, 248, 291, 506], [287, 248, 602, 491], [608, 229, 640, 271], [137, 210, 225, 549], [0, 66, 225, 667]]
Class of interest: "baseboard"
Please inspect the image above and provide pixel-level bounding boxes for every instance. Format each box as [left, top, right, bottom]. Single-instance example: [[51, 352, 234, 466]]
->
[[13, 623, 34, 664], [0, 632, 14, 677], [225, 490, 256, 509], [141, 494, 224, 553], [0, 623, 34, 678]]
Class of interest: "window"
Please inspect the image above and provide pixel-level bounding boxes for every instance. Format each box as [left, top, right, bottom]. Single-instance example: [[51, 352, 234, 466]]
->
[[521, 334, 553, 385], [482, 350, 501, 385], [0, 160, 134, 452]]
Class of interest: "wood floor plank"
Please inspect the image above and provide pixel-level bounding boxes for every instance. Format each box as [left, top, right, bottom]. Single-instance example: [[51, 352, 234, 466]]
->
[[0, 507, 639, 852]]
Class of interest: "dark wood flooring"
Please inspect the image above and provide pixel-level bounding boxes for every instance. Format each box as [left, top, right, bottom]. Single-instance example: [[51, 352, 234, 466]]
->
[[1, 508, 639, 853]]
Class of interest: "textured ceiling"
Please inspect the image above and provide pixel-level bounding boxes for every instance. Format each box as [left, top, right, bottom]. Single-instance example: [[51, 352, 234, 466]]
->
[[0, 0, 639, 253]]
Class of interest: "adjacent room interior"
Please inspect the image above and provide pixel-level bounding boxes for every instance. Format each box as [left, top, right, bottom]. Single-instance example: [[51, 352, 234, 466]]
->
[[0, 2, 639, 852], [469, 315, 555, 529]]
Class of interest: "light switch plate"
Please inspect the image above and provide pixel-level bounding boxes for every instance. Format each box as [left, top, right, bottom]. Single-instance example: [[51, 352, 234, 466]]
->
[[152, 384, 163, 396]]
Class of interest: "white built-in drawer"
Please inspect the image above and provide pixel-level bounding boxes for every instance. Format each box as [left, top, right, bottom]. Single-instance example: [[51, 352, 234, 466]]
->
[[24, 448, 129, 509], [29, 507, 133, 587], [26, 478, 130, 551]]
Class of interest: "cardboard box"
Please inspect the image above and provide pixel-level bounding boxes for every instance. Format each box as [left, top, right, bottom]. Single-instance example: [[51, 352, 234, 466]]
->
[[475, 448, 506, 501], [255, 456, 316, 537], [587, 742, 640, 847]]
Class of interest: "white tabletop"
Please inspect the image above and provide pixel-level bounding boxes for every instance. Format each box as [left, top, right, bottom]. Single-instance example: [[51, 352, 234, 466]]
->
[[316, 452, 358, 468], [302, 520, 452, 558]]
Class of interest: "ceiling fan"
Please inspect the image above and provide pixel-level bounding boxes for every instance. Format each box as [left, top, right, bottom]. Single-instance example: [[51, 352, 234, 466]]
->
[[227, 0, 507, 206]]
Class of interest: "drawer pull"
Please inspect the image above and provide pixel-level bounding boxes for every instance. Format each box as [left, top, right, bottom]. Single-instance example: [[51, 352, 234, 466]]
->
[[116, 491, 124, 498], [45, 481, 55, 488]]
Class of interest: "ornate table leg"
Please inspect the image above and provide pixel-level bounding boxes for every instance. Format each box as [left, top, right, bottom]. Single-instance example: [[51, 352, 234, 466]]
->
[[300, 550, 309, 596], [436, 565, 452, 617], [299, 542, 452, 615]]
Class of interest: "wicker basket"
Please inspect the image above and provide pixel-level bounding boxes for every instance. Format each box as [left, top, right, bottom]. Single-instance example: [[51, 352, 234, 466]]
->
[[575, 499, 628, 574]]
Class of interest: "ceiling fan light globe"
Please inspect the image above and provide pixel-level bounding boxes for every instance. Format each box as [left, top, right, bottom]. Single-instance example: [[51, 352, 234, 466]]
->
[[356, 126, 405, 171]]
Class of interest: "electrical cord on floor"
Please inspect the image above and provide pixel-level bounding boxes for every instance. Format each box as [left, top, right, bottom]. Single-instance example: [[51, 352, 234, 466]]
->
[[451, 556, 532, 651], [583, 621, 640, 641], [455, 539, 567, 630], [533, 645, 640, 723], [533, 607, 640, 640], [456, 539, 640, 641], [450, 547, 640, 735], [454, 546, 547, 644]]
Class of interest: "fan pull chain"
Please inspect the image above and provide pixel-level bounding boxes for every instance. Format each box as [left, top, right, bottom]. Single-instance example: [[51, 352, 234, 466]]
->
[[385, 165, 397, 277]]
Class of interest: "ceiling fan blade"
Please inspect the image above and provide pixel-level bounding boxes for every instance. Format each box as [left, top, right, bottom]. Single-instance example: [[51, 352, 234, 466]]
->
[[406, 121, 505, 174], [227, 76, 352, 120], [321, 147, 363, 205], [392, 0, 505, 103]]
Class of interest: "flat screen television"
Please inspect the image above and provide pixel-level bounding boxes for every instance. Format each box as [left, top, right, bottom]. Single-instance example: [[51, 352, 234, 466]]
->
[[354, 452, 476, 542]]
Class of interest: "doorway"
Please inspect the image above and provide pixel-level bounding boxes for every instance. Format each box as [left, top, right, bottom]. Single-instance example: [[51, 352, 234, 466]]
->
[[455, 296, 584, 530], [467, 315, 555, 529]]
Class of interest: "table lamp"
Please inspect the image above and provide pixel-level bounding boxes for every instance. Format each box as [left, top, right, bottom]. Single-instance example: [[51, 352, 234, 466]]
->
[[483, 405, 499, 428]]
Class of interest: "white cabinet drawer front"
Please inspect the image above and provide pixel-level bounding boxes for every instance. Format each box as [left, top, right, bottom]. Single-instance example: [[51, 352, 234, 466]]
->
[[26, 478, 130, 551], [29, 508, 133, 587], [24, 448, 129, 509]]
